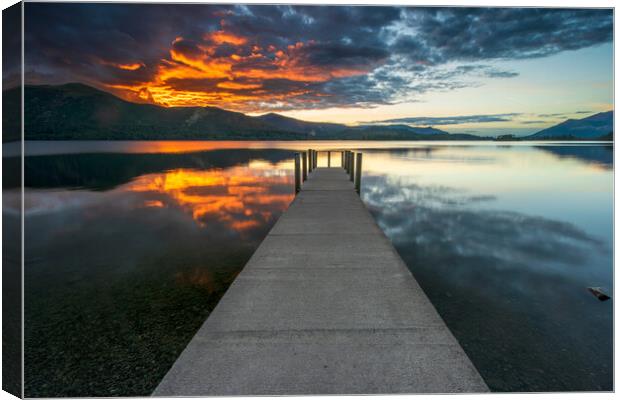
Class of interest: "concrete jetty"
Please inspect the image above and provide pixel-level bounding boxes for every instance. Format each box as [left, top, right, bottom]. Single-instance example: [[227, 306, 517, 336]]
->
[[153, 166, 488, 396]]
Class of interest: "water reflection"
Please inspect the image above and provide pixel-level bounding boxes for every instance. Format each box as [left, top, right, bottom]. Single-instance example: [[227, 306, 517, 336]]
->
[[22, 149, 295, 397], [537, 145, 613, 169], [360, 146, 613, 392], [19, 141, 613, 395], [125, 165, 293, 232], [17, 149, 292, 190]]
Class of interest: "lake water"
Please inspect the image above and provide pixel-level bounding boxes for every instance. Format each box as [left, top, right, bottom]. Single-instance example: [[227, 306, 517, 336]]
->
[[5, 140, 612, 395]]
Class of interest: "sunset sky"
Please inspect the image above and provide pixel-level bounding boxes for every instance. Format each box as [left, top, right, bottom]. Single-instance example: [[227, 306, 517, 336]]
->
[[23, 3, 613, 136]]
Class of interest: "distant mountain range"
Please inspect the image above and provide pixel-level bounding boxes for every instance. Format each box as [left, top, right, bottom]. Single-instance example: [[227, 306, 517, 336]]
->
[[6, 83, 302, 141], [1, 83, 613, 142], [525, 111, 613, 140], [3, 83, 482, 141], [255, 113, 346, 136]]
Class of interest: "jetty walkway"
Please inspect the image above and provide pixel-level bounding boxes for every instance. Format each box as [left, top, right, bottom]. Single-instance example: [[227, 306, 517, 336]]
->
[[154, 155, 488, 395]]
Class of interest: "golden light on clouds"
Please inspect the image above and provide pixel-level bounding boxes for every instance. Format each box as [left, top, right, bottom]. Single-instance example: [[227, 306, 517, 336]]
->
[[100, 60, 145, 71], [102, 26, 374, 110], [206, 30, 247, 46], [25, 4, 613, 123]]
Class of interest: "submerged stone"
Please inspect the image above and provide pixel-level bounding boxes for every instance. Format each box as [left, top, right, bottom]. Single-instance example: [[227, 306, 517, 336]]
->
[[587, 287, 611, 302]]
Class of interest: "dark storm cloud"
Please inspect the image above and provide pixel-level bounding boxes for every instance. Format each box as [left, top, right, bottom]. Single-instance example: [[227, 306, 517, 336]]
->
[[296, 42, 389, 69], [23, 4, 613, 110], [395, 7, 613, 63]]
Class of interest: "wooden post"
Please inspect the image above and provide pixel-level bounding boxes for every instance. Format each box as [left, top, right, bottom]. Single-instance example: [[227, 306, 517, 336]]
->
[[347, 151, 352, 174], [294, 153, 301, 194], [307, 149, 312, 172], [355, 153, 362, 194], [349, 152, 355, 182], [314, 150, 318, 169], [341, 151, 344, 169], [327, 151, 331, 167], [345, 151, 350, 173], [302, 152, 307, 181]]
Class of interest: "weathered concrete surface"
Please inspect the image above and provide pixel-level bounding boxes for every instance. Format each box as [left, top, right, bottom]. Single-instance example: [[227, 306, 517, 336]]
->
[[153, 167, 488, 396]]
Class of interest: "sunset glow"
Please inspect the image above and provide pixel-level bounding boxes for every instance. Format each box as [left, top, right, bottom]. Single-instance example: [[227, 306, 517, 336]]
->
[[102, 32, 372, 110], [22, 4, 613, 133]]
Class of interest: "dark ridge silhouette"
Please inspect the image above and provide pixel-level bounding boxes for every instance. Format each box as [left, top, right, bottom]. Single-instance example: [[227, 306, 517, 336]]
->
[[527, 111, 613, 140], [6, 83, 480, 141]]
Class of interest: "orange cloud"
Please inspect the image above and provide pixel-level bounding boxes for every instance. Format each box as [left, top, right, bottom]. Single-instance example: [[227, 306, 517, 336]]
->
[[103, 24, 375, 111], [205, 30, 247, 46], [101, 60, 145, 71], [117, 63, 144, 71]]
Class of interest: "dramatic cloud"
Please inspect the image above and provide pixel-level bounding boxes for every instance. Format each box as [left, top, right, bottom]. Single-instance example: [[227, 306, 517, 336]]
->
[[24, 4, 613, 111]]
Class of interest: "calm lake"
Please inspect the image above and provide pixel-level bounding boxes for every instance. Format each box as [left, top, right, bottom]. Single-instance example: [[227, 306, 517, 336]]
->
[[4, 140, 612, 395]]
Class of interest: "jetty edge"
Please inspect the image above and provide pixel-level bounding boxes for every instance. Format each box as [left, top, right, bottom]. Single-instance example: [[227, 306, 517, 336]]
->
[[153, 162, 489, 395]]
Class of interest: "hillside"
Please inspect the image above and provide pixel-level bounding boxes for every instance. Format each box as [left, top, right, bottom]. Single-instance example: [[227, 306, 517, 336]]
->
[[15, 83, 304, 140], [336, 125, 483, 140], [256, 113, 346, 137], [253, 115, 472, 140], [3, 83, 490, 141], [527, 111, 613, 140]]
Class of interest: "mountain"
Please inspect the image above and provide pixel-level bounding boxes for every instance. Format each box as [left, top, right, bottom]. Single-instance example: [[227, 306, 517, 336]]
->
[[336, 124, 483, 140], [255, 113, 346, 136], [255, 115, 467, 139], [255, 115, 472, 139], [367, 124, 451, 135], [13, 83, 304, 140], [527, 111, 613, 140], [3, 83, 487, 141]]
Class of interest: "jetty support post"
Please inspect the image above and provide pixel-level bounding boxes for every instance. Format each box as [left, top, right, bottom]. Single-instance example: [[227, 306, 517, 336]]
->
[[341, 151, 344, 168], [302, 152, 307, 181], [344, 151, 349, 173], [314, 149, 317, 171], [308, 149, 313, 172], [294, 153, 301, 194], [349, 152, 355, 182], [355, 153, 363, 194], [327, 151, 331, 167], [347, 151, 352, 174]]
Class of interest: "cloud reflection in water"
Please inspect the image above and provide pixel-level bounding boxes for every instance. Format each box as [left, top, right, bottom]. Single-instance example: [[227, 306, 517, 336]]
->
[[125, 163, 294, 233], [22, 151, 296, 397], [362, 173, 612, 392]]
